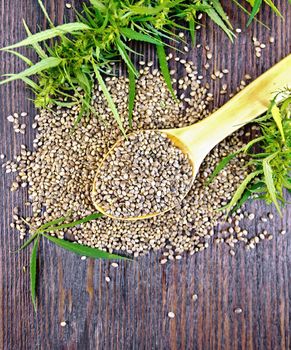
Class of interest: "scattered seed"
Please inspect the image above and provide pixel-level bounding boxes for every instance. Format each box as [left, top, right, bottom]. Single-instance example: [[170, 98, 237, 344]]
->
[[111, 262, 119, 268], [254, 236, 260, 244], [105, 276, 111, 282], [280, 230, 286, 235], [192, 294, 198, 301], [60, 321, 67, 327], [248, 213, 255, 220], [234, 308, 242, 314], [7, 115, 14, 122], [65, 3, 72, 9], [168, 311, 175, 319]]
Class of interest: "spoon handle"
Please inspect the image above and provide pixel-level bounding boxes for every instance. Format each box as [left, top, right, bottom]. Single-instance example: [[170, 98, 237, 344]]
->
[[178, 54, 291, 171]]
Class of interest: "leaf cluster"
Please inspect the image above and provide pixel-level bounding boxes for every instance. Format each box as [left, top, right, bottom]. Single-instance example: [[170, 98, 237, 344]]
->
[[208, 88, 291, 215], [16, 212, 130, 311], [0, 0, 283, 131]]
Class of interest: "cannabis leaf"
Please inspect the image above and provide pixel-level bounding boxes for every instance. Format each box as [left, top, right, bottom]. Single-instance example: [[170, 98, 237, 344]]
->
[[15, 212, 131, 310]]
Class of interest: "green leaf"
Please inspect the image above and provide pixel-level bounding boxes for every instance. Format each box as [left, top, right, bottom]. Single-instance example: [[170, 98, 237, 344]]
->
[[211, 0, 233, 28], [13, 231, 39, 253], [156, 42, 175, 99], [128, 67, 136, 128], [263, 154, 282, 215], [264, 0, 283, 17], [4, 49, 33, 66], [225, 170, 262, 214], [229, 181, 264, 213], [89, 0, 106, 11], [75, 70, 92, 95], [116, 39, 138, 77], [0, 57, 62, 85], [22, 20, 47, 59], [127, 4, 166, 15], [40, 213, 104, 233], [42, 234, 131, 260], [3, 74, 41, 91], [271, 104, 285, 142], [247, 0, 263, 26], [203, 3, 235, 41], [37, 215, 67, 232], [280, 96, 291, 112], [230, 188, 252, 213], [188, 19, 196, 45], [93, 64, 126, 136], [2, 23, 90, 50], [243, 135, 265, 153], [248, 181, 266, 193], [37, 0, 54, 27], [120, 28, 162, 45], [20, 77, 40, 91], [30, 235, 40, 312], [206, 152, 238, 185], [231, 0, 268, 28], [54, 100, 77, 107]]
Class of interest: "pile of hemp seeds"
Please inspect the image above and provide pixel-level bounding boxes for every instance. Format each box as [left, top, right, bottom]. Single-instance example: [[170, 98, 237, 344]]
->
[[2, 59, 280, 262], [92, 130, 194, 219]]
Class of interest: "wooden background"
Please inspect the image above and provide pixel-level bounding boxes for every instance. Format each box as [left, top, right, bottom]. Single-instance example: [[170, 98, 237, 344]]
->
[[0, 1, 290, 349]]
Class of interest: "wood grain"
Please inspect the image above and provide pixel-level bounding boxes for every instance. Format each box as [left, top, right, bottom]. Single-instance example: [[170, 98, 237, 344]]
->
[[0, 1, 290, 349]]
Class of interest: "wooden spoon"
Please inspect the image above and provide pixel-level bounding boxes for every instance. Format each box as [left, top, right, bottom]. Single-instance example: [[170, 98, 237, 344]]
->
[[92, 54, 291, 220]]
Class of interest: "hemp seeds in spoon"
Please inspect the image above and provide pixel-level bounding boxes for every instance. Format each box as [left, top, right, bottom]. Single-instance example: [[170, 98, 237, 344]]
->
[[92, 131, 193, 219]]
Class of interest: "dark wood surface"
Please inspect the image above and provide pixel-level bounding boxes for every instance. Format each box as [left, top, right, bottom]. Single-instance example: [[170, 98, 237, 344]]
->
[[0, 1, 290, 349]]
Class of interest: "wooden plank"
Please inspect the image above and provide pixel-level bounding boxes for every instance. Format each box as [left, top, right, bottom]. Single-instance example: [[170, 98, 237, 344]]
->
[[0, 1, 290, 349]]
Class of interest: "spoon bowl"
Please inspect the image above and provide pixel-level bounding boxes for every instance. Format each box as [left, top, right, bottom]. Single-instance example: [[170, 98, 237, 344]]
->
[[92, 54, 291, 220]]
